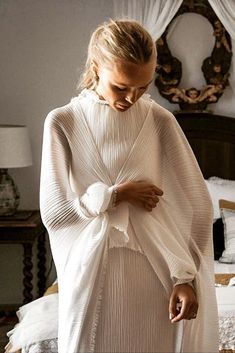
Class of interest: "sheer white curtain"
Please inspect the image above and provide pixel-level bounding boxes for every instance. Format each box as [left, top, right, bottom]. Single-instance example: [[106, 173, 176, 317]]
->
[[208, 0, 235, 92], [113, 0, 183, 41], [113, 0, 235, 94], [208, 0, 235, 40]]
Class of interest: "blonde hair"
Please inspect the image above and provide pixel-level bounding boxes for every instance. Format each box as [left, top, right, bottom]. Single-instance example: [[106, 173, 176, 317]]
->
[[79, 19, 157, 90]]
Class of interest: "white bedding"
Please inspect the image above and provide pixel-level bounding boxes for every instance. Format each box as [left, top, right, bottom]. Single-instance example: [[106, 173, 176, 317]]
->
[[214, 261, 235, 350], [214, 260, 235, 274]]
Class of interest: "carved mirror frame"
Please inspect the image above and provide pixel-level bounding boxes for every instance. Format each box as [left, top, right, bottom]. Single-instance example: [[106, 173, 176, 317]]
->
[[155, 0, 232, 112]]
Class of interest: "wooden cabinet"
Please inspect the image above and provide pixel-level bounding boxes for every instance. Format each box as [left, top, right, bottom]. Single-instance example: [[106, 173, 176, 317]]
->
[[0, 210, 47, 307]]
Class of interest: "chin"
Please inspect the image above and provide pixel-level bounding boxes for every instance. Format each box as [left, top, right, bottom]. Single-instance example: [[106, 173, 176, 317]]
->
[[116, 106, 127, 111], [115, 103, 132, 111]]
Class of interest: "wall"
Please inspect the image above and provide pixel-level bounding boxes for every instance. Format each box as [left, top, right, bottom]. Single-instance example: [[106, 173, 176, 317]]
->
[[0, 1, 235, 304], [0, 0, 114, 304]]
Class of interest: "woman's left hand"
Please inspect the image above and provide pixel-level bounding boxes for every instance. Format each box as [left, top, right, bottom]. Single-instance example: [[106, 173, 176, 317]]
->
[[169, 283, 198, 323]]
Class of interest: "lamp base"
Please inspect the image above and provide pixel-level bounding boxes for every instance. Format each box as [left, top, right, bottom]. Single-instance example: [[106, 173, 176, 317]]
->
[[0, 169, 20, 216]]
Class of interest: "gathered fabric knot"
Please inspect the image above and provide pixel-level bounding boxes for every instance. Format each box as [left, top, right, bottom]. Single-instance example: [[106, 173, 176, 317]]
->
[[79, 182, 129, 245], [79, 182, 113, 217]]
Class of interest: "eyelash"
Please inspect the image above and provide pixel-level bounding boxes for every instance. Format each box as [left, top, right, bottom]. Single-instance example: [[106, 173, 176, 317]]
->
[[114, 86, 147, 92], [116, 87, 127, 91]]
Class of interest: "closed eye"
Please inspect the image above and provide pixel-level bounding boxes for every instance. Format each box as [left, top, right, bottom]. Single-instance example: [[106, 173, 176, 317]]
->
[[114, 86, 127, 91], [115, 86, 147, 91]]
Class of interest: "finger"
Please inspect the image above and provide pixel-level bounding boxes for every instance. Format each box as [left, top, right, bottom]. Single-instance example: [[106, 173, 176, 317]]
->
[[151, 195, 160, 203], [146, 199, 157, 208], [136, 182, 163, 196], [138, 196, 159, 204], [189, 304, 198, 320], [169, 294, 178, 321], [184, 303, 195, 320], [146, 188, 163, 197], [144, 203, 153, 212], [153, 186, 164, 196], [146, 192, 160, 201], [171, 300, 190, 323]]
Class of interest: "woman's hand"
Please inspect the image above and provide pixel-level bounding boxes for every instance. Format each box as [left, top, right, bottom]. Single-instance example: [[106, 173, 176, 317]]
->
[[116, 180, 163, 211], [169, 283, 198, 323]]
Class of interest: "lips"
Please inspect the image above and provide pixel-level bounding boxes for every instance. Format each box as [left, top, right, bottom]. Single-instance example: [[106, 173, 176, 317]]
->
[[117, 103, 131, 109]]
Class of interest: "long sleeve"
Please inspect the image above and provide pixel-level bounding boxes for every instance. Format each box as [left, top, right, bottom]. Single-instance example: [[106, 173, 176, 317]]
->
[[40, 109, 113, 232], [159, 110, 214, 257]]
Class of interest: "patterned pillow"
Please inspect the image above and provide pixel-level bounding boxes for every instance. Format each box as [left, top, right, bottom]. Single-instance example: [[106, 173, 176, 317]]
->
[[205, 178, 235, 220], [219, 200, 235, 264]]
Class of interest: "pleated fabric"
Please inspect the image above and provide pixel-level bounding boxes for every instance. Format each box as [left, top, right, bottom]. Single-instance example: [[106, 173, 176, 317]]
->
[[39, 89, 219, 353], [80, 97, 177, 351], [94, 247, 176, 353]]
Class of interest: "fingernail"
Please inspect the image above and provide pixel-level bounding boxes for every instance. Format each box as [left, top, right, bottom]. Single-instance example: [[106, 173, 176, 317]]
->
[[169, 313, 174, 320]]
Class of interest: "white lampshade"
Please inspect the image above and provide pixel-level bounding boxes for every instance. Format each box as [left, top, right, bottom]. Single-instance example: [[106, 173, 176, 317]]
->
[[0, 125, 33, 168]]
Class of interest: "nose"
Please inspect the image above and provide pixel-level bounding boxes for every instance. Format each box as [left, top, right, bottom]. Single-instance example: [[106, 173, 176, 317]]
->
[[125, 90, 138, 104]]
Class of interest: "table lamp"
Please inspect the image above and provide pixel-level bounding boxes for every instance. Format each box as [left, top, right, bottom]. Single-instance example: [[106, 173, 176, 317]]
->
[[0, 125, 33, 216]]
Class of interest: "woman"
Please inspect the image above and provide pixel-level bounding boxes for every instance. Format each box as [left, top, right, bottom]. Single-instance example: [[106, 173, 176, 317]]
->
[[7, 19, 218, 353]]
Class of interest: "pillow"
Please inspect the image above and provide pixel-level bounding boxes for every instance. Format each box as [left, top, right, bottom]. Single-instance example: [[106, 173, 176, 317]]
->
[[205, 177, 235, 220], [213, 218, 224, 260], [219, 199, 235, 264], [208, 176, 235, 186]]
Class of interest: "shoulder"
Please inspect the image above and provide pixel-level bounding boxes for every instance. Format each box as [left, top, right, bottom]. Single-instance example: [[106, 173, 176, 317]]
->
[[139, 95, 175, 123], [140, 97, 177, 132], [44, 98, 81, 132], [150, 100, 175, 124]]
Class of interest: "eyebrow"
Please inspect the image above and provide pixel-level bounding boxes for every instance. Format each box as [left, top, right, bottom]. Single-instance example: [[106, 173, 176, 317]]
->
[[114, 79, 153, 88]]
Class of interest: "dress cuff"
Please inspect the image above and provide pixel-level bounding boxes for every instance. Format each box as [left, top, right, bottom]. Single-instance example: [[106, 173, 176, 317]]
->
[[174, 279, 195, 291], [80, 182, 114, 216]]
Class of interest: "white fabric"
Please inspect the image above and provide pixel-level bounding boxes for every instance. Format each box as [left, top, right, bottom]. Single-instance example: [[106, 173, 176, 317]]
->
[[216, 286, 235, 313], [205, 179, 235, 220], [216, 286, 235, 350], [94, 248, 180, 353], [7, 262, 235, 352], [208, 0, 235, 40], [113, 0, 183, 40], [220, 208, 235, 263], [218, 315, 235, 350], [6, 284, 232, 353], [39, 90, 218, 353], [5, 294, 58, 352], [214, 260, 235, 273], [208, 176, 235, 186], [215, 251, 235, 349]]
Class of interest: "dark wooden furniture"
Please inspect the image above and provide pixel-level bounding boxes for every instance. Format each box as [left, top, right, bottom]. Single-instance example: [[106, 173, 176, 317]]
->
[[155, 0, 232, 111], [0, 210, 47, 305], [175, 112, 235, 179]]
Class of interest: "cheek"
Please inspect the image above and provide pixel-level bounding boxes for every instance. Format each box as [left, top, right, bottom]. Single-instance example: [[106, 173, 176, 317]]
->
[[103, 84, 116, 99], [109, 89, 125, 103]]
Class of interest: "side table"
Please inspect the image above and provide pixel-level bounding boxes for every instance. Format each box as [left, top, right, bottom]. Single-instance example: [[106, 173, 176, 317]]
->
[[0, 210, 47, 305]]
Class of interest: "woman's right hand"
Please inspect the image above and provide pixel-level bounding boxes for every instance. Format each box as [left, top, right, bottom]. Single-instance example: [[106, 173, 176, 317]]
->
[[116, 180, 163, 211]]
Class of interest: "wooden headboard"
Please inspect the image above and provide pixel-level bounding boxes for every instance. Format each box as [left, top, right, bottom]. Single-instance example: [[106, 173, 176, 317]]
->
[[175, 112, 235, 180]]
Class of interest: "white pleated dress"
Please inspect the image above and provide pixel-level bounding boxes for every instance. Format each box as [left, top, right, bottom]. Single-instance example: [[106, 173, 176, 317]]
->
[[79, 90, 177, 353], [7, 88, 218, 353]]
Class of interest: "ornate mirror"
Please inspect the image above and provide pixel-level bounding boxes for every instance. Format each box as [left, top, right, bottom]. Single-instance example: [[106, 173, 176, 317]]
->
[[155, 0, 232, 112]]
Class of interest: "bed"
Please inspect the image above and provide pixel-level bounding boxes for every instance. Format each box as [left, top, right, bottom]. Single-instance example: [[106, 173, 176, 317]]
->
[[5, 111, 235, 353]]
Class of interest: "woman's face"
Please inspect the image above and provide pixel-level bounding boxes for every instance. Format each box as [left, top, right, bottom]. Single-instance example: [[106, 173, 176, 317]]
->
[[95, 57, 156, 112]]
